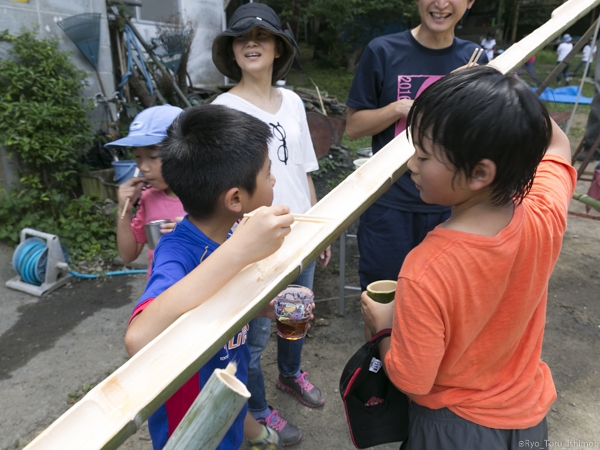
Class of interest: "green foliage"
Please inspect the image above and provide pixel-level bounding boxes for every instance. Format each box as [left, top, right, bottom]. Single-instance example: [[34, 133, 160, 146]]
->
[[270, 0, 418, 68], [0, 191, 117, 263], [0, 28, 116, 264], [0, 28, 94, 192]]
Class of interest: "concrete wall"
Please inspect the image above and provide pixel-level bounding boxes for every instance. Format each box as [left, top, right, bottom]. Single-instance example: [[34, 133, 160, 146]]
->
[[0, 0, 114, 108]]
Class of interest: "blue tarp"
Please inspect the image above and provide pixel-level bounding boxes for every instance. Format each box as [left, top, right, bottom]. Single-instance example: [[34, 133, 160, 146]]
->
[[536, 86, 592, 104]]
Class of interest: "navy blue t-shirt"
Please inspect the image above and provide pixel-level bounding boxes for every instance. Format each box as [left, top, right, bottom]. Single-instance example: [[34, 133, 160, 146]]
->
[[347, 30, 488, 212]]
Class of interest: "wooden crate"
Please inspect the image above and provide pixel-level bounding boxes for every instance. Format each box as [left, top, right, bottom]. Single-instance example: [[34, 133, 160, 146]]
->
[[79, 169, 118, 202]]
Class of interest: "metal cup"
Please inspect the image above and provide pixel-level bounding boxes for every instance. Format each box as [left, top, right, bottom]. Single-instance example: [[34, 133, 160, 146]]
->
[[144, 220, 168, 249]]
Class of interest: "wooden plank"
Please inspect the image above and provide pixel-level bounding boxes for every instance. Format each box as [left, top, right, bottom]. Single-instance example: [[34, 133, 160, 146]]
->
[[24, 0, 600, 447]]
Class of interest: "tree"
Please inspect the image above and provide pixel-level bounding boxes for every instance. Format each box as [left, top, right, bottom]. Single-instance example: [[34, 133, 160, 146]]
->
[[0, 28, 93, 194], [269, 0, 418, 70]]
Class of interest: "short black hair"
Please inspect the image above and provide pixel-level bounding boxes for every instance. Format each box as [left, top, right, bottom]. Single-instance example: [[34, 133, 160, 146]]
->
[[406, 66, 552, 206], [160, 104, 271, 218]]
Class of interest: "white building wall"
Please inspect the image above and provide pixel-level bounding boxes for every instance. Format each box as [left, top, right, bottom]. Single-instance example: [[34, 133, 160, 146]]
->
[[0, 0, 114, 108]]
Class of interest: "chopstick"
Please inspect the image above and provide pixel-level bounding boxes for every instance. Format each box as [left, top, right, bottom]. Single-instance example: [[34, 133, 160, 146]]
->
[[120, 168, 141, 220], [243, 212, 331, 224], [466, 48, 484, 68]]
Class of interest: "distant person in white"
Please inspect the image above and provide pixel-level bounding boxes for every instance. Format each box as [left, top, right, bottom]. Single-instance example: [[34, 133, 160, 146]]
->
[[556, 33, 574, 84], [572, 39, 597, 79], [481, 32, 496, 61]]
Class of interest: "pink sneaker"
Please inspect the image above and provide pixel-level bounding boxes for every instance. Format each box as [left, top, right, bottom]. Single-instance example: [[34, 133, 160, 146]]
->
[[276, 371, 325, 408], [258, 408, 302, 447]]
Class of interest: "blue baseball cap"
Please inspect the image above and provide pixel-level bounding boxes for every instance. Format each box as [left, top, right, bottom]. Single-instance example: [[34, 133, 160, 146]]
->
[[105, 104, 183, 148]]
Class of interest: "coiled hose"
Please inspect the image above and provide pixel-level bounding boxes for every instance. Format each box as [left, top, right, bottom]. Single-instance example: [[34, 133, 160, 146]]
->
[[12, 238, 146, 286]]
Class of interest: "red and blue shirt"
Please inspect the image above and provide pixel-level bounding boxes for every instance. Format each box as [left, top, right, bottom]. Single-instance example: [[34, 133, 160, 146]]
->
[[131, 217, 249, 450]]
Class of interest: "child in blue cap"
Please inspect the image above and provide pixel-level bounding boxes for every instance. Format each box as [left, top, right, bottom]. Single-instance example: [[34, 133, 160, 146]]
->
[[106, 105, 185, 277]]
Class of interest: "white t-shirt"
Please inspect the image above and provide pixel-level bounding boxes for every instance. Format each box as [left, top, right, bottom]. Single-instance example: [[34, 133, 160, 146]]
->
[[557, 42, 573, 62], [213, 88, 319, 214], [582, 44, 597, 62], [481, 37, 496, 61]]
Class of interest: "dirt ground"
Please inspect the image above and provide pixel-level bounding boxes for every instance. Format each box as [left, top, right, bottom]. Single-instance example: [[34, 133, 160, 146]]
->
[[1, 113, 600, 449]]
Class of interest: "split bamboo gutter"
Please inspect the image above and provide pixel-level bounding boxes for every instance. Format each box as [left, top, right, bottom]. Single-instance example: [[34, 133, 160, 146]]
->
[[25, 0, 600, 447]]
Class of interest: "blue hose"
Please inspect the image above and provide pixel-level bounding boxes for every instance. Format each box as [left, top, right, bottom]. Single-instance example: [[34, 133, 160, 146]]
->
[[13, 238, 147, 286], [70, 269, 147, 279]]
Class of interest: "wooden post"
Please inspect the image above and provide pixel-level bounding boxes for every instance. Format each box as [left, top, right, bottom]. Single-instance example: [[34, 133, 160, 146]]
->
[[511, 2, 521, 45], [164, 364, 250, 450]]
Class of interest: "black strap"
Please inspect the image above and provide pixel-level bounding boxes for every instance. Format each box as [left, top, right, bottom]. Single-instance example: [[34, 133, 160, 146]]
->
[[370, 328, 392, 344]]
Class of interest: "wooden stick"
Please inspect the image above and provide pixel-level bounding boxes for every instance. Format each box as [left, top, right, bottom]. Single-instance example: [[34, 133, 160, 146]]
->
[[243, 212, 331, 224], [309, 77, 327, 116], [475, 48, 484, 66], [120, 168, 140, 219], [466, 48, 479, 67], [466, 48, 484, 68], [119, 198, 130, 220]]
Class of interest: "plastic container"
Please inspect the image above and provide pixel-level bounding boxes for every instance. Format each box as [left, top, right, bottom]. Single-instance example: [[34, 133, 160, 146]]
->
[[112, 161, 138, 185], [274, 285, 314, 340], [356, 147, 373, 158], [353, 158, 369, 170]]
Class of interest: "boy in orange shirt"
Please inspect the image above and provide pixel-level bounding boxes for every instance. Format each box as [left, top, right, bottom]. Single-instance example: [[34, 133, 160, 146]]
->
[[361, 66, 575, 448]]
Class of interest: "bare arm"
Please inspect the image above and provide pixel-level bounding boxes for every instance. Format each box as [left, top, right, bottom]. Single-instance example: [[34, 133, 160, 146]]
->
[[545, 119, 572, 162], [375, 337, 420, 397], [345, 101, 413, 140], [360, 291, 420, 397], [116, 177, 146, 263], [124, 205, 293, 356]]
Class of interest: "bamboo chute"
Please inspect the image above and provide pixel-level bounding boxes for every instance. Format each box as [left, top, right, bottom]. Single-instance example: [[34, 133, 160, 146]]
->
[[163, 363, 250, 450], [25, 0, 600, 448]]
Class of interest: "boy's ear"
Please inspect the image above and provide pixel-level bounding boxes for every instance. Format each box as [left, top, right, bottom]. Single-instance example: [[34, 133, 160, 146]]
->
[[468, 158, 496, 191], [223, 187, 243, 214]]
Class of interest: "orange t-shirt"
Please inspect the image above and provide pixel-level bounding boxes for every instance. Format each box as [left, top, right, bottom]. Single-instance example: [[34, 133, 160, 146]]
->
[[384, 155, 576, 429]]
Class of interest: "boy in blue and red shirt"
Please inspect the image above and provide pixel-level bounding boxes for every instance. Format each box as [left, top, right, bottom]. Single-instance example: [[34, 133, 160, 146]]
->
[[124, 105, 294, 449]]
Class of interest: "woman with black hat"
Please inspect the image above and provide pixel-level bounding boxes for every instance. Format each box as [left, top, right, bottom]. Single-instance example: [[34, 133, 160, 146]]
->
[[212, 3, 330, 447]]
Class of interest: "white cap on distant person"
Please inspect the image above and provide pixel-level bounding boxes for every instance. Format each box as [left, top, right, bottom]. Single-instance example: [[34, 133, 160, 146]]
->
[[562, 34, 572, 43], [105, 105, 183, 148]]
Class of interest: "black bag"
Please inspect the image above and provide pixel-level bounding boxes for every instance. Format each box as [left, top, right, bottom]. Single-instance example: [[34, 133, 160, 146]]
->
[[339, 329, 409, 449]]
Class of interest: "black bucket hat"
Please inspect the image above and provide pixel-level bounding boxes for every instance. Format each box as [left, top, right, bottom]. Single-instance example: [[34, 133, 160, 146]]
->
[[212, 3, 299, 83], [339, 329, 409, 449]]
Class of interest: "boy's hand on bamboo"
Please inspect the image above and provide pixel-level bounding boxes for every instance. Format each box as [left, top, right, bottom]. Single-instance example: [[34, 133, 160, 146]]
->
[[360, 290, 395, 336], [232, 205, 293, 263]]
